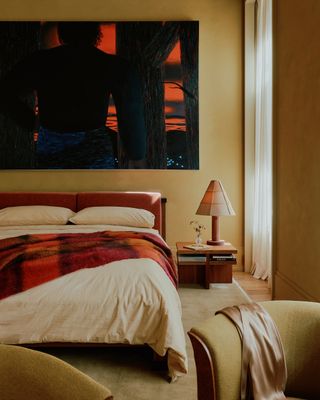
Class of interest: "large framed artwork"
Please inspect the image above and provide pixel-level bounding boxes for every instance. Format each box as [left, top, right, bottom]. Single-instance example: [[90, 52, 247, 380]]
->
[[0, 21, 199, 170]]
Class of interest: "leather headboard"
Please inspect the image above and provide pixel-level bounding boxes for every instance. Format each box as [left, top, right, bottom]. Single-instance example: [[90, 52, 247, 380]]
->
[[0, 191, 163, 235], [0, 192, 77, 211]]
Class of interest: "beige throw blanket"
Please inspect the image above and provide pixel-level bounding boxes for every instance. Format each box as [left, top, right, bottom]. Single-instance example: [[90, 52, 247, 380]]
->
[[217, 303, 287, 400]]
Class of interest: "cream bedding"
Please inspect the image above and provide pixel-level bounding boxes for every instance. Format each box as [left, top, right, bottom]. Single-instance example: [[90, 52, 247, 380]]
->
[[0, 225, 187, 381]]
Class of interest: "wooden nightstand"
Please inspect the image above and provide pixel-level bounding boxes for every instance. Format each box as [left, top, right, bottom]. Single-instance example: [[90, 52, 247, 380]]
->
[[176, 242, 237, 288]]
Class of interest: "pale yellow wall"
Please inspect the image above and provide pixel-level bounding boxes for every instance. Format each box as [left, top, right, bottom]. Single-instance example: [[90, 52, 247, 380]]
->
[[0, 0, 244, 261], [273, 0, 320, 300]]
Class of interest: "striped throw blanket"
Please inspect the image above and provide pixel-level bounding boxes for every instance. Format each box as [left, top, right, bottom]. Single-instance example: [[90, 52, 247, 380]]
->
[[0, 230, 178, 300]]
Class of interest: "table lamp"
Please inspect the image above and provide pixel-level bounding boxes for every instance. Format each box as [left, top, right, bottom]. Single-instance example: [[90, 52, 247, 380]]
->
[[196, 180, 235, 245]]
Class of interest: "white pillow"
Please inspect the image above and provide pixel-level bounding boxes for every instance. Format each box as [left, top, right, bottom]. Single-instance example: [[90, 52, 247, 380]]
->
[[69, 206, 155, 228], [0, 205, 75, 226]]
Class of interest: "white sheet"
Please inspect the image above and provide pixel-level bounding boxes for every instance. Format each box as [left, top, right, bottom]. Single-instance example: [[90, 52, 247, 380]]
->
[[0, 225, 187, 380]]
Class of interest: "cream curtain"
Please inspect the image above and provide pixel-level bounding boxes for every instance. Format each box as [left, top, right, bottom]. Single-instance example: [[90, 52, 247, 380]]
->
[[251, 0, 273, 280]]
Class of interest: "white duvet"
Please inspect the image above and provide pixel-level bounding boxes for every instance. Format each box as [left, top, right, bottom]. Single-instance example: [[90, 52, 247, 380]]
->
[[0, 225, 188, 381]]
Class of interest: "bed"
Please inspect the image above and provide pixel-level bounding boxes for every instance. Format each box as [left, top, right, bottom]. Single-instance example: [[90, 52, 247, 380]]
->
[[0, 191, 187, 381]]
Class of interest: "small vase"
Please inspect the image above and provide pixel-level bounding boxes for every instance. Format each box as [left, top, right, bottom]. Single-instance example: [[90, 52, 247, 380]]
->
[[195, 232, 202, 246]]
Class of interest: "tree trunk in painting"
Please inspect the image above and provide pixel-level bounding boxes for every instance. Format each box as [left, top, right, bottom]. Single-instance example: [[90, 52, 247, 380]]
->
[[180, 22, 199, 169], [0, 22, 40, 169], [116, 22, 180, 169]]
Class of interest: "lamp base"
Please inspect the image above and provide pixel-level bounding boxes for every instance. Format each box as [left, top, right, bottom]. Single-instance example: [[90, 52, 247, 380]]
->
[[207, 239, 225, 246]]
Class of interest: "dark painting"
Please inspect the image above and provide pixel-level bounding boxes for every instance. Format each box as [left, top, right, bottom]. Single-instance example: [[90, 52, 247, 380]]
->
[[0, 21, 199, 169]]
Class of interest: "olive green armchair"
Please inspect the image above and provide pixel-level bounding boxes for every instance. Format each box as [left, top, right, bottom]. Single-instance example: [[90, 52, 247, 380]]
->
[[188, 301, 320, 400], [0, 344, 113, 400]]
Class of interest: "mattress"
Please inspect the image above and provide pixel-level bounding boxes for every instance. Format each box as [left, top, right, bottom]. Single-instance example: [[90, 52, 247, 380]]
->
[[0, 224, 187, 381]]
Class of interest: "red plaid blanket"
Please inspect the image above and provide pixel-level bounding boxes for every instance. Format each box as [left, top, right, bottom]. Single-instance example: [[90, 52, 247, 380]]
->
[[0, 230, 178, 300]]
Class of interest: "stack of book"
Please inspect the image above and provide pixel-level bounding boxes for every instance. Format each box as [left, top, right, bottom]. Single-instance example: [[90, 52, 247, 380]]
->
[[178, 254, 207, 262], [210, 254, 236, 262]]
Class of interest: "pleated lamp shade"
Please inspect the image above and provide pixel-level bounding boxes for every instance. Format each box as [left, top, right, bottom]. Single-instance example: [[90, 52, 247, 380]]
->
[[196, 180, 235, 245]]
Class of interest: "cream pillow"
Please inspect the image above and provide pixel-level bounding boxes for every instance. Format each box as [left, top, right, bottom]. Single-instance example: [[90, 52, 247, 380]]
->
[[69, 206, 155, 228], [0, 205, 75, 226]]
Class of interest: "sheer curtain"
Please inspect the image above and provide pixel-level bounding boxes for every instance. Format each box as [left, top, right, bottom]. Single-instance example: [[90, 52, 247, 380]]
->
[[251, 0, 273, 280]]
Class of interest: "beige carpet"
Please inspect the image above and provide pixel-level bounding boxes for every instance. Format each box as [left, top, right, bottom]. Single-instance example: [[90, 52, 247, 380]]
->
[[43, 280, 251, 400]]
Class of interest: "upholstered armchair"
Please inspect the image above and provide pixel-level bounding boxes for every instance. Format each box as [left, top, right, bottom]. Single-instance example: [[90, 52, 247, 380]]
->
[[188, 301, 320, 400], [0, 344, 113, 400]]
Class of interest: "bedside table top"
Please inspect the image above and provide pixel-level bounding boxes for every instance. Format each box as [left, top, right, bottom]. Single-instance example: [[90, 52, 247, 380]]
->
[[176, 242, 237, 254]]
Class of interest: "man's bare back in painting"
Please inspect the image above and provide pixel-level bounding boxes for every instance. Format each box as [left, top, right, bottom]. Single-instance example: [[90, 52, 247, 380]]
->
[[0, 22, 146, 169]]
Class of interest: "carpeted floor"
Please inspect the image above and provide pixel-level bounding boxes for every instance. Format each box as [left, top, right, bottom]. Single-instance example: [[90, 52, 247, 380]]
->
[[44, 280, 251, 400]]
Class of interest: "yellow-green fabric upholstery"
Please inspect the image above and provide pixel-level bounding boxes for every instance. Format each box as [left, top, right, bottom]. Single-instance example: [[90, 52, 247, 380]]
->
[[191, 313, 242, 400], [262, 301, 320, 399], [0, 345, 113, 400], [190, 300, 320, 400]]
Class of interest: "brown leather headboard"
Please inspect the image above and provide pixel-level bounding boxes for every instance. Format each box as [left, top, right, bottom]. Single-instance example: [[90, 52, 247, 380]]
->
[[0, 192, 77, 211], [0, 191, 164, 236]]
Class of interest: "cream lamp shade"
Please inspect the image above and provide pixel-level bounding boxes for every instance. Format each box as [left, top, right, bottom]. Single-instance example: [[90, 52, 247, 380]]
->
[[196, 180, 235, 245]]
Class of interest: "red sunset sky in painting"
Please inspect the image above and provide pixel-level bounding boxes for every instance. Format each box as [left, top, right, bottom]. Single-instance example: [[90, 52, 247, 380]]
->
[[98, 23, 186, 133]]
